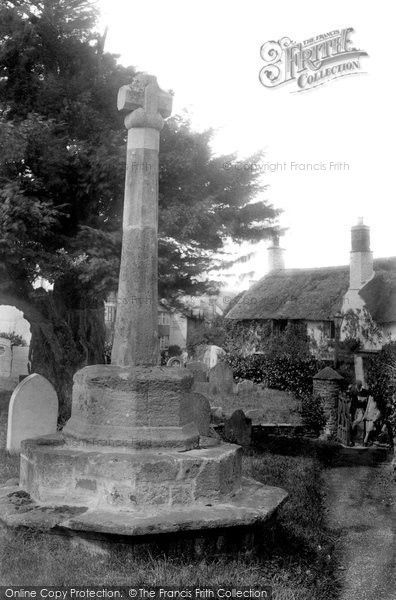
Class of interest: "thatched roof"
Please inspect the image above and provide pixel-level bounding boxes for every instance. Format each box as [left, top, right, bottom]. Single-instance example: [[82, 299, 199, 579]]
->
[[226, 258, 396, 323]]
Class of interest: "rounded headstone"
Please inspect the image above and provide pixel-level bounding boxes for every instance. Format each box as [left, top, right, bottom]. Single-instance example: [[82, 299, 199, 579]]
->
[[6, 373, 58, 453]]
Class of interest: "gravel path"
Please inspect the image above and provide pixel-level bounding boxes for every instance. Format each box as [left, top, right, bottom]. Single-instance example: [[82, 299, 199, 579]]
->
[[323, 462, 396, 600]]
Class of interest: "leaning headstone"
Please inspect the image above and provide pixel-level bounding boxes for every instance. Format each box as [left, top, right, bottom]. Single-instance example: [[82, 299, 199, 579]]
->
[[237, 379, 254, 394], [210, 406, 224, 425], [186, 361, 208, 382], [203, 345, 226, 370], [223, 409, 252, 447], [209, 362, 234, 396], [191, 380, 211, 397], [7, 374, 58, 453], [245, 409, 263, 425]]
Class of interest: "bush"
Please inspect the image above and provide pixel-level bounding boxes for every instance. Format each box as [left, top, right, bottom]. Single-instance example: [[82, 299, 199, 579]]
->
[[168, 345, 182, 357], [187, 316, 226, 356], [299, 395, 327, 436], [366, 343, 396, 425], [227, 352, 323, 398]]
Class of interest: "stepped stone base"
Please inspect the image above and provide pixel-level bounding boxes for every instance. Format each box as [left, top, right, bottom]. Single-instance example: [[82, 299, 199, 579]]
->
[[4, 363, 289, 554], [20, 434, 242, 509], [0, 478, 288, 555]]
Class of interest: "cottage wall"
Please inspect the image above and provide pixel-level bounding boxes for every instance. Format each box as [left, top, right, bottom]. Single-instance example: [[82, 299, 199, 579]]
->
[[341, 290, 382, 351], [381, 323, 396, 342], [169, 312, 187, 349], [306, 321, 333, 359]]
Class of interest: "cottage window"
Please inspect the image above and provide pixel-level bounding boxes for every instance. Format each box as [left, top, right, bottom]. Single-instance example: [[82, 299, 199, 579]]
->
[[273, 319, 288, 334], [158, 312, 170, 325], [323, 321, 336, 339], [104, 305, 116, 323], [159, 335, 169, 350]]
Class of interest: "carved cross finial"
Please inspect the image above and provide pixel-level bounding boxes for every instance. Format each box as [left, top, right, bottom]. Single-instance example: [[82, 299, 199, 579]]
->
[[117, 74, 173, 130]]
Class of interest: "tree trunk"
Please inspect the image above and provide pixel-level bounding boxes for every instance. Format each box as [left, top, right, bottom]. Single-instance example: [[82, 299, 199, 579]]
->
[[0, 273, 106, 425]]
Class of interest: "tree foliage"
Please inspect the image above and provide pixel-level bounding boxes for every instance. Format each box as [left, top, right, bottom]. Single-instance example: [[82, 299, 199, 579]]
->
[[0, 0, 279, 419], [0, 330, 27, 346]]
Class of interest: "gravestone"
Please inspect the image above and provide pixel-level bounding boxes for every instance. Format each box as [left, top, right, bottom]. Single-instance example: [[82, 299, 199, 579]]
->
[[245, 409, 264, 425], [6, 374, 58, 453], [223, 410, 252, 447], [209, 362, 234, 396], [186, 361, 208, 382], [210, 406, 224, 425], [203, 345, 226, 370], [181, 393, 211, 437], [237, 379, 254, 394]]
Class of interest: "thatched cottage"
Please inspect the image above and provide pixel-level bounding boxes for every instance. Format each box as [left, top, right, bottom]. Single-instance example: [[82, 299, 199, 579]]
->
[[226, 219, 396, 367]]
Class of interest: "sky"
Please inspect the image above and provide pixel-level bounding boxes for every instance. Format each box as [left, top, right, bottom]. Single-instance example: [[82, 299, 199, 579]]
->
[[97, 0, 395, 291]]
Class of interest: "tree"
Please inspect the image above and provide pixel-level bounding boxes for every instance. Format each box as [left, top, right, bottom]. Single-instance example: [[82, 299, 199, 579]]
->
[[0, 0, 133, 420], [158, 116, 279, 299], [0, 331, 27, 346], [0, 0, 279, 420]]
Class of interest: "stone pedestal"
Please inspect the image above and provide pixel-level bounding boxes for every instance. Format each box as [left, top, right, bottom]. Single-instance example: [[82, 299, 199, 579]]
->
[[0, 74, 288, 553], [2, 364, 289, 550], [313, 367, 344, 437]]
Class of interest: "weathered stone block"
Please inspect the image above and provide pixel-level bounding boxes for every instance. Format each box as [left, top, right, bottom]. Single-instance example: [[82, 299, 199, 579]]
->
[[137, 460, 179, 483], [20, 435, 243, 510], [169, 485, 193, 505]]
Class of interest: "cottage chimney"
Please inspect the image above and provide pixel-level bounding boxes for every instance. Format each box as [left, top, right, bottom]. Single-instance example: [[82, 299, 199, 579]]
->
[[349, 217, 374, 289], [268, 234, 285, 271]]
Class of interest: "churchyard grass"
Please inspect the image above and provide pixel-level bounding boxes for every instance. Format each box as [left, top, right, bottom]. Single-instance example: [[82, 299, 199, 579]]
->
[[0, 449, 340, 599], [214, 388, 301, 424], [0, 449, 19, 485]]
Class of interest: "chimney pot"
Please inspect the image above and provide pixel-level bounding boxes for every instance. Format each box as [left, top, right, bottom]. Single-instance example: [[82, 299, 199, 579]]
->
[[349, 219, 373, 289], [268, 233, 285, 271]]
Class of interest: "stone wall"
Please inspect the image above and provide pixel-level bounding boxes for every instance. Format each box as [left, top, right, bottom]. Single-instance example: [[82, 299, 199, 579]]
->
[[313, 380, 339, 434], [0, 377, 20, 449], [312, 366, 344, 437], [11, 346, 29, 378], [0, 390, 12, 449]]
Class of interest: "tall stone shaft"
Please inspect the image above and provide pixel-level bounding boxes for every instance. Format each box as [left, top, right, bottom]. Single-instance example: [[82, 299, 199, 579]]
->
[[111, 75, 172, 366]]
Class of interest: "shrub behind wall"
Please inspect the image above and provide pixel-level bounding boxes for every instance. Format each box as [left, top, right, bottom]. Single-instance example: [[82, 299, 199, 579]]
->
[[227, 353, 323, 398]]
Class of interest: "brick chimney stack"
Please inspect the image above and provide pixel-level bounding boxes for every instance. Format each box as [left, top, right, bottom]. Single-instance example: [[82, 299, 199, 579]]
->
[[349, 217, 374, 289], [268, 233, 285, 271]]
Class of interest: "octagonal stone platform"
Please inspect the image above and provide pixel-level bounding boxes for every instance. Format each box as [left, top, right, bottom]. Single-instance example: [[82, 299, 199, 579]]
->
[[0, 364, 288, 554], [20, 434, 242, 509], [62, 365, 203, 450], [0, 477, 288, 556]]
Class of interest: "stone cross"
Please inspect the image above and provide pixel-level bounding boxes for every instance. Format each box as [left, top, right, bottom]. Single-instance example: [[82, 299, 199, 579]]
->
[[111, 74, 172, 366]]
